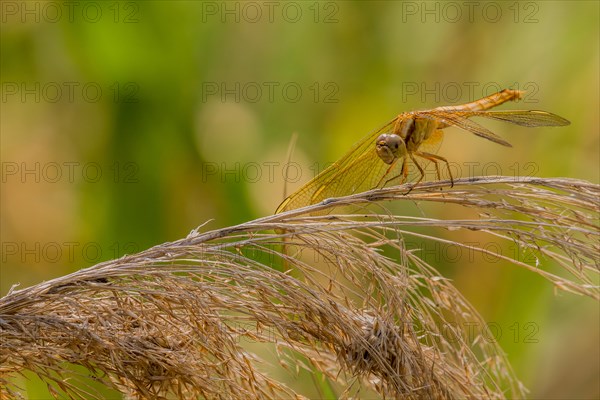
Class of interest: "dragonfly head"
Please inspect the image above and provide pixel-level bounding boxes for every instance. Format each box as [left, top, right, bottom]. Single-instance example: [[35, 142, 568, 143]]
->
[[376, 133, 406, 164]]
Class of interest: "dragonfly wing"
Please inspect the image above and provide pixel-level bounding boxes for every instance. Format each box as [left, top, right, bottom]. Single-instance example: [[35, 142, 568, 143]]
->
[[462, 110, 571, 127], [276, 118, 401, 213], [419, 110, 512, 147], [417, 127, 444, 155], [309, 150, 401, 203]]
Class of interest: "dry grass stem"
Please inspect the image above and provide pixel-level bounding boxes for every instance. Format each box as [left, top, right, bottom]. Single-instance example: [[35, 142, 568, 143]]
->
[[1, 176, 598, 399]]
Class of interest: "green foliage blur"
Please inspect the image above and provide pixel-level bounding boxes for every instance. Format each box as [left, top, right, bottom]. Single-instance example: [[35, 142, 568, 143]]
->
[[2, 1, 598, 398]]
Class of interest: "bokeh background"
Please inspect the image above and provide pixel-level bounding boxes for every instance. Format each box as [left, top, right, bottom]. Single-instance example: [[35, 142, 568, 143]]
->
[[2, 1, 598, 398]]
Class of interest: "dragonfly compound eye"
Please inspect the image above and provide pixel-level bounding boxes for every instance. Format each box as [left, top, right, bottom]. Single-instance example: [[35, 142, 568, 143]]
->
[[375, 134, 405, 164]]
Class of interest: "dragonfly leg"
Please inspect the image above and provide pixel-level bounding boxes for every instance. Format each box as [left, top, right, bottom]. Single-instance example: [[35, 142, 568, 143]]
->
[[376, 157, 412, 193], [401, 158, 409, 183], [415, 151, 454, 187], [376, 158, 401, 188], [379, 156, 424, 195], [407, 153, 425, 194], [385, 153, 425, 195]]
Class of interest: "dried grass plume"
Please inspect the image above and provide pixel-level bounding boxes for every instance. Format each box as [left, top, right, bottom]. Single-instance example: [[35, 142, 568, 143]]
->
[[1, 176, 598, 399]]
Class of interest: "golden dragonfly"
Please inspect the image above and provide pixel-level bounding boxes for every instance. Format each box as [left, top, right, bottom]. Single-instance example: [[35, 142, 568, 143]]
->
[[276, 89, 570, 213]]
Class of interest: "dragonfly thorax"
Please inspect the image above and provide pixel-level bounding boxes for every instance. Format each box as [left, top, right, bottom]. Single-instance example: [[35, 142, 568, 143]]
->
[[406, 117, 439, 152], [375, 133, 406, 164]]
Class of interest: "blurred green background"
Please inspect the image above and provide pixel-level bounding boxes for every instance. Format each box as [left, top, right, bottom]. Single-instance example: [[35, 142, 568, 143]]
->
[[1, 1, 598, 398]]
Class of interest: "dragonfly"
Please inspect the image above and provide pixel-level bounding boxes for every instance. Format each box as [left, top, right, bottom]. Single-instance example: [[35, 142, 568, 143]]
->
[[275, 89, 570, 214]]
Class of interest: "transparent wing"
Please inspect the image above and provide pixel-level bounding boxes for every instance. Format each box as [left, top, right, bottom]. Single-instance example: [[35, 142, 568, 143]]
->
[[420, 110, 512, 147], [421, 109, 570, 147], [276, 118, 403, 213], [459, 110, 570, 127], [415, 127, 444, 155]]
